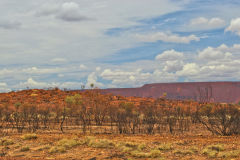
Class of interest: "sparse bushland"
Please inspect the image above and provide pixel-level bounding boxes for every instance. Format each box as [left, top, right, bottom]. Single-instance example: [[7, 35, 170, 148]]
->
[[196, 104, 240, 136], [0, 89, 240, 137]]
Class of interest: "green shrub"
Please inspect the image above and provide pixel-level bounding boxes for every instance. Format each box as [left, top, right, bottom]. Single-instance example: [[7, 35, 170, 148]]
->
[[130, 149, 162, 158], [190, 146, 199, 153], [37, 145, 51, 151], [218, 150, 240, 158], [49, 138, 80, 154], [116, 141, 142, 153], [137, 143, 146, 151], [149, 149, 162, 158], [202, 144, 224, 158], [157, 143, 172, 151], [130, 150, 149, 158], [49, 146, 66, 153], [20, 146, 30, 152], [174, 149, 195, 155], [121, 146, 133, 153], [88, 139, 115, 148], [0, 138, 14, 146], [124, 142, 138, 148], [57, 139, 79, 148], [207, 144, 225, 151], [22, 134, 37, 140]]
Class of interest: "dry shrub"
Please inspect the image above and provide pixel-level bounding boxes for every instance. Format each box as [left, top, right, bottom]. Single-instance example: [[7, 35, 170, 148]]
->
[[0, 138, 14, 146], [22, 134, 37, 140], [218, 150, 240, 158], [49, 138, 80, 154], [83, 136, 115, 149], [157, 143, 172, 151], [202, 144, 225, 158], [174, 149, 195, 155], [20, 146, 30, 152]]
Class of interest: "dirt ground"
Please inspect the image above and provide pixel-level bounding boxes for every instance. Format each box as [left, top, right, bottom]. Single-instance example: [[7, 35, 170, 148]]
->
[[0, 132, 239, 160]]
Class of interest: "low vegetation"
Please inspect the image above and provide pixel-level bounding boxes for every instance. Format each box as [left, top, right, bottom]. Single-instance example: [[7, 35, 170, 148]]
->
[[0, 89, 239, 159], [0, 138, 14, 146], [0, 89, 239, 136], [0, 134, 238, 159], [49, 138, 80, 153], [22, 134, 38, 140], [20, 146, 30, 152]]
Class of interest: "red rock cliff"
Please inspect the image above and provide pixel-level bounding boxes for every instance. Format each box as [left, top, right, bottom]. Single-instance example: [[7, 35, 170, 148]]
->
[[102, 82, 240, 103]]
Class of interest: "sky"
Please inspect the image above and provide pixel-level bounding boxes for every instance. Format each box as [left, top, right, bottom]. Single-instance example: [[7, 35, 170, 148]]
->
[[1, 0, 240, 92]]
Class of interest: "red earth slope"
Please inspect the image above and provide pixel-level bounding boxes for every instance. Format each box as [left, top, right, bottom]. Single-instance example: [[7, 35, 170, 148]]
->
[[102, 82, 240, 103]]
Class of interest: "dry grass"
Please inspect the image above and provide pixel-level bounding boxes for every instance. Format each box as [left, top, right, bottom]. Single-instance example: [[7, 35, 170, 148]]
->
[[157, 143, 172, 151], [49, 138, 80, 153], [21, 133, 38, 140], [173, 149, 195, 155], [0, 138, 14, 146], [86, 137, 115, 148], [0, 133, 238, 160], [218, 150, 240, 158], [20, 146, 30, 152], [202, 144, 225, 158]]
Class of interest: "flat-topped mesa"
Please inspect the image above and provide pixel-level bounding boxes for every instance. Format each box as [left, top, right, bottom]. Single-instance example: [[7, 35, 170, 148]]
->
[[102, 81, 240, 103]]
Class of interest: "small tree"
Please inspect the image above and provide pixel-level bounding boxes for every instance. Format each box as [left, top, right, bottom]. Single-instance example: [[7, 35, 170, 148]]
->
[[197, 104, 240, 135]]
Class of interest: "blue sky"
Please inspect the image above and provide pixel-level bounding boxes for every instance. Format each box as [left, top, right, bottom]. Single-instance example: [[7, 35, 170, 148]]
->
[[0, 0, 240, 91]]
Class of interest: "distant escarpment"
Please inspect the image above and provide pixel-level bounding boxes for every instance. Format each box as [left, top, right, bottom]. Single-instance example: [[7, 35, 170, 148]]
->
[[102, 82, 240, 103]]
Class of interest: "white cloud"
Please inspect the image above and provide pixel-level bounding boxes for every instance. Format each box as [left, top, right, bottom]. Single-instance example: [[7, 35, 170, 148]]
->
[[13, 78, 85, 90], [97, 43, 237, 84], [1, 43, 240, 91], [136, 32, 200, 43], [177, 63, 200, 76], [86, 72, 104, 88], [22, 67, 63, 75], [225, 18, 240, 36], [51, 58, 67, 63], [0, 82, 7, 87], [100, 69, 151, 87], [0, 82, 11, 92], [59, 81, 84, 89], [163, 60, 184, 72], [16, 78, 58, 89], [0, 20, 21, 29], [0, 68, 14, 77], [198, 46, 232, 61], [156, 49, 184, 61], [37, 2, 90, 22], [0, 0, 186, 68], [152, 70, 178, 82], [79, 64, 87, 70], [189, 17, 225, 30], [96, 67, 101, 71], [58, 74, 64, 78], [1, 0, 240, 90]]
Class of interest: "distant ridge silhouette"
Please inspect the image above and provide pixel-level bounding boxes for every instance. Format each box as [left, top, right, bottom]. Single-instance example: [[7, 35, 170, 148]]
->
[[102, 81, 240, 103]]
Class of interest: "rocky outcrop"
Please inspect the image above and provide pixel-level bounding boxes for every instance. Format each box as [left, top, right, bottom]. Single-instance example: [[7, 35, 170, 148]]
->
[[102, 82, 240, 103]]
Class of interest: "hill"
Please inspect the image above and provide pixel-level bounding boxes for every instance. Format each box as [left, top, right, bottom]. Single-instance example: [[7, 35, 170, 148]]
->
[[102, 81, 240, 103]]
